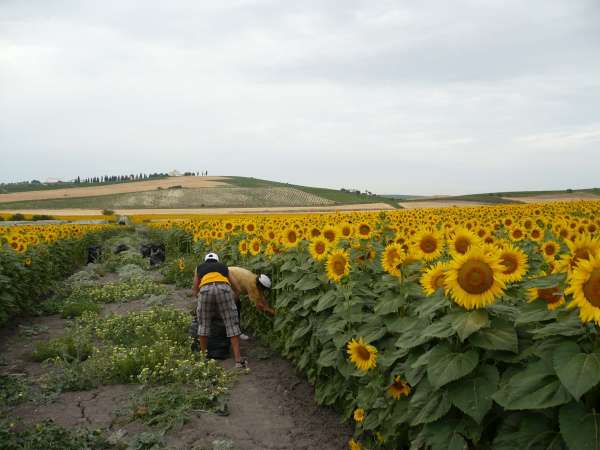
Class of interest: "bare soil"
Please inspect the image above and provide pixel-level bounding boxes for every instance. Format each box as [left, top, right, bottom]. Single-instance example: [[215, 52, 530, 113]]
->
[[397, 200, 488, 209], [0, 176, 230, 203], [0, 286, 350, 450], [0, 203, 395, 217], [502, 192, 600, 203]]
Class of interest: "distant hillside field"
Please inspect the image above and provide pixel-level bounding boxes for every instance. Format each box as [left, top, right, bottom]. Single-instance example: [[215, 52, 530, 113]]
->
[[0, 176, 400, 209], [0, 187, 338, 209]]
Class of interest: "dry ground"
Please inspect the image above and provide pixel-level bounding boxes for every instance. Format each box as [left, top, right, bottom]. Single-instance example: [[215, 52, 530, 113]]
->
[[502, 192, 600, 203], [0, 285, 351, 450], [397, 200, 489, 209], [0, 203, 395, 217], [0, 176, 230, 202]]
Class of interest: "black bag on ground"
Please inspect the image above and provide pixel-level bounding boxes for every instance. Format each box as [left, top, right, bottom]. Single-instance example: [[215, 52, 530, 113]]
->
[[189, 317, 230, 360], [87, 245, 102, 263]]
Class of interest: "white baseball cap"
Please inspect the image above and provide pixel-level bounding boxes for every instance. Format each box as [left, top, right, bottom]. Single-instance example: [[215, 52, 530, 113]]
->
[[257, 274, 271, 289], [204, 252, 219, 262]]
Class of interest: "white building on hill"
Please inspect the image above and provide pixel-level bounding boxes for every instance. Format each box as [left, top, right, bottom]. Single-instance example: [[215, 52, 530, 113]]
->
[[168, 170, 182, 177]]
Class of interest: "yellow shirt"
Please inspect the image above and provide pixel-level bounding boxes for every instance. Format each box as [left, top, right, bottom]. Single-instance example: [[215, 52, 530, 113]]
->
[[228, 266, 263, 305], [199, 272, 230, 287]]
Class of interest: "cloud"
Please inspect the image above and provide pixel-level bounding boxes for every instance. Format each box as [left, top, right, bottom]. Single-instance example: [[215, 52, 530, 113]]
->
[[0, 0, 599, 195]]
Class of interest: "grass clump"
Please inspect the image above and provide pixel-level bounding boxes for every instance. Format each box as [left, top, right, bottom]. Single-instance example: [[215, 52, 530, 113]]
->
[[36, 308, 232, 399]]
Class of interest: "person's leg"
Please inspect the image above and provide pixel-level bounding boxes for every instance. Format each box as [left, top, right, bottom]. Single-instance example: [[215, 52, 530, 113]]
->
[[197, 287, 213, 355], [230, 335, 241, 362], [214, 285, 243, 363]]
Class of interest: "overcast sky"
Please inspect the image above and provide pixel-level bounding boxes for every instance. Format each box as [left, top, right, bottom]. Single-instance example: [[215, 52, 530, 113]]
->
[[1, 1, 599, 195]]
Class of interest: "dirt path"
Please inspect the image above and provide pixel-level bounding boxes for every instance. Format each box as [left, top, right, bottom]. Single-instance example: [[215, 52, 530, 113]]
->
[[0, 286, 350, 450]]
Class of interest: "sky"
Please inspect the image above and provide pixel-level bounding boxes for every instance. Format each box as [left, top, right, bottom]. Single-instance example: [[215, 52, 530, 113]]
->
[[1, 0, 599, 195]]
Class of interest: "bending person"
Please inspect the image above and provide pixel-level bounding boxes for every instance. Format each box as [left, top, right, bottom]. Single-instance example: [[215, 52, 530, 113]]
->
[[228, 266, 276, 317], [192, 252, 247, 369]]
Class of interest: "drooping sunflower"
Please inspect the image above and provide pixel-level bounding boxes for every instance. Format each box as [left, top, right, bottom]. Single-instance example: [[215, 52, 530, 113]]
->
[[420, 261, 449, 295], [527, 286, 564, 311], [326, 250, 350, 283], [353, 408, 365, 423], [387, 376, 411, 400], [445, 246, 506, 309], [498, 245, 529, 283], [309, 238, 329, 261], [412, 228, 443, 261], [346, 337, 377, 371], [381, 243, 404, 277], [448, 227, 480, 258], [566, 253, 600, 325]]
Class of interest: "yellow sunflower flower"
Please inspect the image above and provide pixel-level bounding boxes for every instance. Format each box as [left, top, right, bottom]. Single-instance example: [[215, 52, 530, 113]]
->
[[309, 238, 329, 261], [566, 253, 600, 325], [420, 261, 449, 296], [445, 246, 506, 309], [527, 286, 565, 311], [387, 376, 411, 400], [348, 438, 362, 450], [381, 243, 404, 277], [346, 337, 377, 371], [353, 408, 365, 423], [498, 245, 529, 283], [326, 249, 350, 283]]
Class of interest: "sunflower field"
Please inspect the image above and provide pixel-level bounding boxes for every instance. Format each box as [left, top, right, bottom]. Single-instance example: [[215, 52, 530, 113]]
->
[[0, 223, 118, 326], [145, 200, 600, 449]]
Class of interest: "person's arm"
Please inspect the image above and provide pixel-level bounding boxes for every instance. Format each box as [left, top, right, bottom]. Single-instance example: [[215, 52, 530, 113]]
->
[[192, 271, 200, 297], [257, 298, 276, 316]]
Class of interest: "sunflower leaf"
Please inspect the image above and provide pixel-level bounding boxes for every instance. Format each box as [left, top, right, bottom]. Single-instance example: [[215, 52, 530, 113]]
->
[[515, 301, 559, 325], [530, 310, 586, 340], [427, 344, 479, 389], [414, 289, 450, 318], [294, 276, 322, 291], [553, 342, 600, 401], [409, 380, 451, 425], [523, 272, 566, 289], [559, 401, 600, 450], [447, 365, 499, 423], [469, 319, 518, 353], [492, 360, 572, 410], [450, 310, 490, 341], [313, 290, 340, 312]]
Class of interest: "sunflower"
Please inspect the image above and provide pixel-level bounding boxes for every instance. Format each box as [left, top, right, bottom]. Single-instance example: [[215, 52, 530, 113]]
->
[[346, 337, 377, 371], [282, 228, 300, 248], [413, 228, 443, 261], [445, 246, 506, 309], [238, 239, 249, 256], [528, 286, 564, 310], [326, 250, 350, 283], [509, 226, 525, 241], [348, 439, 362, 450], [353, 408, 365, 423], [387, 376, 411, 400], [338, 222, 354, 239], [541, 240, 560, 261], [322, 225, 338, 244], [566, 253, 600, 325], [420, 261, 449, 295], [249, 238, 261, 256], [381, 243, 404, 277], [529, 227, 544, 241], [498, 245, 529, 283], [448, 227, 480, 257], [563, 234, 600, 272], [356, 222, 372, 240], [309, 238, 329, 261]]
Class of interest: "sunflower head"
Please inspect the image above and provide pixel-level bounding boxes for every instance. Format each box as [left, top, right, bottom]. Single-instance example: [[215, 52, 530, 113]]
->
[[381, 243, 404, 277], [528, 286, 564, 310], [420, 261, 449, 296], [353, 408, 365, 423], [413, 228, 443, 261], [309, 238, 329, 261], [348, 439, 362, 450], [566, 253, 600, 325], [346, 337, 377, 371], [387, 376, 411, 400], [326, 249, 350, 283], [445, 246, 506, 310], [498, 245, 529, 283]]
